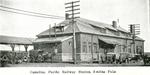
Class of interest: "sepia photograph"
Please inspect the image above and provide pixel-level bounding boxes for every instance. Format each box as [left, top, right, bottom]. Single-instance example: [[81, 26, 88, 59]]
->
[[0, 0, 150, 75]]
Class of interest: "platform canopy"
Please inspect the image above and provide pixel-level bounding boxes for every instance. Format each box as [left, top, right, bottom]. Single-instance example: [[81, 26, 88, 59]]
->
[[0, 35, 34, 45], [98, 37, 121, 49], [98, 37, 120, 45]]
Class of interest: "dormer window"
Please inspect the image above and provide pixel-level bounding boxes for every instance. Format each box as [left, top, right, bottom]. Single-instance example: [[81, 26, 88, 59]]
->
[[115, 32, 120, 36], [99, 28, 106, 33], [53, 25, 64, 32]]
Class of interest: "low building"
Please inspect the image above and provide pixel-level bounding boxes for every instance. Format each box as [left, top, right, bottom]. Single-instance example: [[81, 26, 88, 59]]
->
[[33, 18, 144, 63]]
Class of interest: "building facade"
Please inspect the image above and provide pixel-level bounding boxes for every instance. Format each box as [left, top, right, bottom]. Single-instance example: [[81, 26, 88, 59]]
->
[[34, 18, 144, 63]]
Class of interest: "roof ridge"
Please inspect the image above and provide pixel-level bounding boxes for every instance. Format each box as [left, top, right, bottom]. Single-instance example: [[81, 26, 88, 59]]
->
[[77, 18, 112, 25], [78, 18, 130, 32]]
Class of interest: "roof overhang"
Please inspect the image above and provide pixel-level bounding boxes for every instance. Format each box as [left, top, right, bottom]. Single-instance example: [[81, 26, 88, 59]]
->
[[33, 36, 73, 43]]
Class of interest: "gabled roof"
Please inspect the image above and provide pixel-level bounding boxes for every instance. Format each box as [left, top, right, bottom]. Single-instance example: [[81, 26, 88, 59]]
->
[[37, 18, 117, 37], [37, 18, 143, 41], [75, 20, 100, 34], [0, 35, 34, 45]]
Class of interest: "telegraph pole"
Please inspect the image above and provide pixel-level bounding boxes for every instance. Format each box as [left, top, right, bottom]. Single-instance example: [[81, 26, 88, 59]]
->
[[65, 0, 80, 64], [54, 23, 57, 39], [129, 24, 140, 55], [49, 24, 51, 39], [54, 23, 57, 53]]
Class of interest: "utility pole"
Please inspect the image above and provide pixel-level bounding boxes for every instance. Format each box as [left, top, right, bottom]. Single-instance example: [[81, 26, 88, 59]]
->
[[65, 0, 80, 64], [49, 24, 51, 39], [49, 24, 52, 62], [54, 23, 57, 53], [129, 24, 140, 55], [54, 23, 57, 39]]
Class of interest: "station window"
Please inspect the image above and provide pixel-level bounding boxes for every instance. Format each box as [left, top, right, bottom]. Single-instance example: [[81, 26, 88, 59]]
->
[[122, 45, 126, 52], [68, 41, 72, 46], [136, 46, 141, 54], [88, 42, 91, 53], [82, 42, 87, 53], [93, 43, 97, 53], [128, 45, 131, 53]]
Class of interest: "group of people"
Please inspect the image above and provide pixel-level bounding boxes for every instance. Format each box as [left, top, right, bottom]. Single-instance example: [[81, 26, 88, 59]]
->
[[99, 54, 132, 64]]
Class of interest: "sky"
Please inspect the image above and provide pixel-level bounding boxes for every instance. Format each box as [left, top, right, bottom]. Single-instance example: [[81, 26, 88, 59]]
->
[[0, 0, 149, 52]]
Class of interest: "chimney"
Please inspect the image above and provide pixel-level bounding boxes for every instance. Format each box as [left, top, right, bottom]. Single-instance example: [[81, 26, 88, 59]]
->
[[112, 21, 117, 28]]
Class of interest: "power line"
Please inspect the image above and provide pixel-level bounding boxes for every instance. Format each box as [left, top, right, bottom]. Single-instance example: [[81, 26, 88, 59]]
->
[[0, 6, 65, 19], [0, 8, 64, 19]]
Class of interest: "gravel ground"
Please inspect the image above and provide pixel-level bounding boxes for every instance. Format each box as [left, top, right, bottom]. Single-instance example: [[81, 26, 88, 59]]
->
[[5, 62, 146, 67]]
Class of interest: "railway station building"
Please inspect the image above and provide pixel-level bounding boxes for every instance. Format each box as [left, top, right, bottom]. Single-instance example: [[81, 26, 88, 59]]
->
[[33, 18, 144, 63]]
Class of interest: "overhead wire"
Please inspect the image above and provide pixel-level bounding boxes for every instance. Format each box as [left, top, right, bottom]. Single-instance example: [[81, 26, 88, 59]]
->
[[0, 5, 64, 19], [0, 8, 64, 19], [0, 5, 65, 20]]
